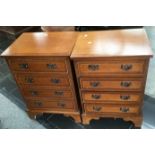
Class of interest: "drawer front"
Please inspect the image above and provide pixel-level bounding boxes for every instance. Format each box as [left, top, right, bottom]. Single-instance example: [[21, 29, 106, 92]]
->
[[82, 92, 141, 103], [21, 88, 73, 99], [77, 60, 145, 75], [8, 58, 67, 72], [85, 104, 140, 114], [26, 99, 74, 109], [80, 78, 143, 91], [15, 73, 70, 87]]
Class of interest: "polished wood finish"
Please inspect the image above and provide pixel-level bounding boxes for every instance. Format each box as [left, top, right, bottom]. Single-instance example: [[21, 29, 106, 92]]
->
[[1, 32, 78, 56], [82, 92, 141, 103], [82, 113, 143, 127], [15, 73, 70, 87], [27, 110, 81, 123], [1, 29, 153, 127], [71, 29, 153, 58], [8, 58, 68, 72], [77, 60, 145, 75], [71, 29, 153, 127], [85, 104, 140, 114], [80, 77, 143, 91], [22, 88, 73, 99], [26, 99, 75, 110], [1, 32, 81, 123]]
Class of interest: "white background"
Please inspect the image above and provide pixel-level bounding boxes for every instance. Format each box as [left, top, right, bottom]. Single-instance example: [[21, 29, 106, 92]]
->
[[0, 0, 155, 25]]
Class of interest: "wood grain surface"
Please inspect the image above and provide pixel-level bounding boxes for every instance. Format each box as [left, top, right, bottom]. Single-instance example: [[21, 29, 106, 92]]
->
[[71, 29, 153, 58]]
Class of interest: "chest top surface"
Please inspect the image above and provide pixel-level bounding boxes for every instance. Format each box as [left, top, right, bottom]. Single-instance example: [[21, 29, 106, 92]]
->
[[1, 32, 78, 57], [71, 29, 153, 58]]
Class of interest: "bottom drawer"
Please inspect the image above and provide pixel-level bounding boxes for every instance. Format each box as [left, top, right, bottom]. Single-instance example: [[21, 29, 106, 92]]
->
[[85, 104, 140, 114], [26, 99, 75, 110]]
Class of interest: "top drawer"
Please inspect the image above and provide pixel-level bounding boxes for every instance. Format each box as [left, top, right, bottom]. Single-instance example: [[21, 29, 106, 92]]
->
[[76, 60, 145, 76], [7, 58, 68, 73]]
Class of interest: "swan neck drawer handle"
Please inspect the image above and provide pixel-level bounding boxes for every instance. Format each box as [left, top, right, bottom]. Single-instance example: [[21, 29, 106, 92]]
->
[[57, 102, 66, 108], [51, 79, 60, 84], [47, 64, 57, 69], [120, 95, 130, 100], [90, 81, 100, 87], [93, 106, 102, 112], [92, 94, 101, 99], [34, 101, 42, 107], [25, 77, 34, 83], [121, 64, 132, 71], [88, 64, 99, 71], [120, 107, 129, 112], [30, 91, 38, 96], [54, 91, 64, 96], [19, 63, 28, 69], [121, 81, 131, 87]]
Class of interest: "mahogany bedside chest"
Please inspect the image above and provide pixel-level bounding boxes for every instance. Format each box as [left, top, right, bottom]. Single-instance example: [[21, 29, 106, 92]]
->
[[1, 32, 81, 123], [71, 29, 153, 128]]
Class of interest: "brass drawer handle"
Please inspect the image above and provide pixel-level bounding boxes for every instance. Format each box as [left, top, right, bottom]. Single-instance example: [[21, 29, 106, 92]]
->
[[25, 77, 34, 83], [51, 79, 60, 84], [88, 64, 99, 71], [34, 101, 42, 107], [90, 81, 100, 87], [93, 106, 102, 112], [121, 64, 132, 71], [30, 91, 38, 96], [19, 63, 28, 69], [47, 64, 57, 69], [120, 95, 130, 100], [57, 102, 66, 108], [92, 94, 101, 99], [121, 81, 131, 87], [54, 91, 64, 96], [120, 107, 129, 113]]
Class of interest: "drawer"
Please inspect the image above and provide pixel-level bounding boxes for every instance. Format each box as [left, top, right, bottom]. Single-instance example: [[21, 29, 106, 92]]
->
[[21, 88, 73, 99], [15, 73, 70, 87], [8, 58, 68, 72], [85, 104, 140, 114], [80, 78, 143, 91], [81, 92, 141, 103], [76, 60, 145, 75], [26, 99, 75, 110]]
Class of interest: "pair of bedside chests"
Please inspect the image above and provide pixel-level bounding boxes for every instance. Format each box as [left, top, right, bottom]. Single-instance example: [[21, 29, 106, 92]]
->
[[1, 29, 153, 128]]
